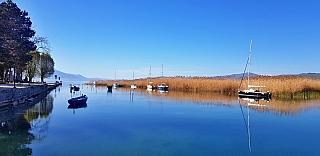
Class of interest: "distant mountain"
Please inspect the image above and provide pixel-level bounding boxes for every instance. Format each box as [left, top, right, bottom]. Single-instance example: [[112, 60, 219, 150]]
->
[[297, 73, 320, 78], [220, 72, 320, 79], [214, 72, 260, 79], [45, 69, 106, 82]]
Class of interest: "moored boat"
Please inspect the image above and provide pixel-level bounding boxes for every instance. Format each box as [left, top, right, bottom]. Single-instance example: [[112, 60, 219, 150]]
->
[[147, 82, 155, 90], [70, 84, 80, 91], [238, 40, 272, 99], [146, 66, 155, 90], [238, 88, 271, 100], [131, 71, 137, 89], [113, 83, 119, 89], [157, 64, 169, 92], [68, 94, 88, 105], [157, 83, 168, 92], [131, 84, 137, 89]]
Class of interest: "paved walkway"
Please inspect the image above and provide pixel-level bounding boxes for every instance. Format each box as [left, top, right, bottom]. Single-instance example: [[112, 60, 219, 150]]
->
[[0, 83, 59, 91], [0, 83, 36, 91]]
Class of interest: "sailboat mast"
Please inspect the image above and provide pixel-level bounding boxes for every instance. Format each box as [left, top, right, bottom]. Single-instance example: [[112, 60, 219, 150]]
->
[[148, 66, 151, 83], [248, 40, 252, 88], [161, 64, 163, 78]]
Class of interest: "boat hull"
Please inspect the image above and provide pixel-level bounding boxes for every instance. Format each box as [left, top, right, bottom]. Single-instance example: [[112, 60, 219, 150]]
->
[[113, 83, 119, 89], [238, 90, 272, 99], [147, 84, 155, 90], [131, 84, 137, 89], [68, 95, 88, 105], [157, 85, 168, 91]]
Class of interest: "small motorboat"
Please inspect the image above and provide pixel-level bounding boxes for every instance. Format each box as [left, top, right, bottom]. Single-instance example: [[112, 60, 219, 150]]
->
[[70, 84, 80, 91], [68, 95, 88, 105]]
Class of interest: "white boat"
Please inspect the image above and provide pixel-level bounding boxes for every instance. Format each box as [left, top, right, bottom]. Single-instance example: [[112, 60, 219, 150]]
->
[[113, 69, 119, 89], [131, 84, 137, 89], [131, 71, 137, 89], [113, 83, 119, 89], [146, 66, 155, 90], [147, 82, 155, 90], [238, 40, 271, 100]]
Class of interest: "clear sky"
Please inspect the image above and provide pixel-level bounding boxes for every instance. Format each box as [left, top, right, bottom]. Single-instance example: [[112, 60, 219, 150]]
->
[[11, 0, 320, 79]]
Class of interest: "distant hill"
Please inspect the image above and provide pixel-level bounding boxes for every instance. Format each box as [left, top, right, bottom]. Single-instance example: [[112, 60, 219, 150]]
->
[[214, 72, 260, 79], [297, 73, 320, 78], [45, 69, 106, 82], [223, 72, 320, 79]]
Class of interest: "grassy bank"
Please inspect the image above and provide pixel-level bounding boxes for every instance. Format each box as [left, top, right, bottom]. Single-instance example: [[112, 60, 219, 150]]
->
[[87, 75, 320, 97]]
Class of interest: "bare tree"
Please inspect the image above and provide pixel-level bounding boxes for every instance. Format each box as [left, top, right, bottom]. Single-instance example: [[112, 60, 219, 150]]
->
[[32, 36, 51, 53], [37, 52, 54, 83]]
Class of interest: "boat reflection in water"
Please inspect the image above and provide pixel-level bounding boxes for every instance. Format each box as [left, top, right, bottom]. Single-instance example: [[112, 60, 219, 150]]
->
[[107, 85, 112, 93], [238, 97, 269, 152], [68, 103, 87, 114], [146, 88, 155, 92], [68, 103, 87, 109]]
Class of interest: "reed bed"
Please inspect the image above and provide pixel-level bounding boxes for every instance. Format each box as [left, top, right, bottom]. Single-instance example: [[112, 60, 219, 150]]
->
[[87, 75, 320, 97]]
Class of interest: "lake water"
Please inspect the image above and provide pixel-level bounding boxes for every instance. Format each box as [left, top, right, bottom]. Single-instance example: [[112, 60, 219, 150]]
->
[[1, 82, 320, 156]]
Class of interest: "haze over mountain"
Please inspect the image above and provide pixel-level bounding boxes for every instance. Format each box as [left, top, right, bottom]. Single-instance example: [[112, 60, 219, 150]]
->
[[45, 69, 106, 82]]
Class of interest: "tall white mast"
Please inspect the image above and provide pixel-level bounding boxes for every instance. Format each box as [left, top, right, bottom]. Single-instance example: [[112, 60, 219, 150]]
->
[[149, 66, 151, 78], [161, 64, 163, 78], [248, 40, 252, 88]]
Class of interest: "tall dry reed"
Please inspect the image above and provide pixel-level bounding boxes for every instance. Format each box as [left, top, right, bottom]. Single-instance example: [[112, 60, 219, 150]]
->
[[87, 75, 320, 96]]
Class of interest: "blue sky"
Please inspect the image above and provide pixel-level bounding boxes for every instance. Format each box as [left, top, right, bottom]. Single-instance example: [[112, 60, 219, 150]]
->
[[12, 0, 320, 79]]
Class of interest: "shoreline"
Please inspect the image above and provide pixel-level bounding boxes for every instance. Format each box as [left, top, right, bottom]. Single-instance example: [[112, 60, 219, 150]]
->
[[0, 83, 59, 107]]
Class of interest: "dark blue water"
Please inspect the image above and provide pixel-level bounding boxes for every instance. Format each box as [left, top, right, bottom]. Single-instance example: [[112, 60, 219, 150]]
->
[[1, 82, 320, 156]]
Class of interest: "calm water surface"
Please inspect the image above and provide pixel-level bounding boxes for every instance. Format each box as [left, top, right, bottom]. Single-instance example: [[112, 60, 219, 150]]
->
[[1, 82, 320, 156]]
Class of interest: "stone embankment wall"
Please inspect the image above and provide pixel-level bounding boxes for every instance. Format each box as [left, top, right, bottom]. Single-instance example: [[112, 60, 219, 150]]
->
[[0, 84, 57, 106]]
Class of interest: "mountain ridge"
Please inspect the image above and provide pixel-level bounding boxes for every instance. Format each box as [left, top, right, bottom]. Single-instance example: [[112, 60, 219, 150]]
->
[[46, 69, 106, 82]]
